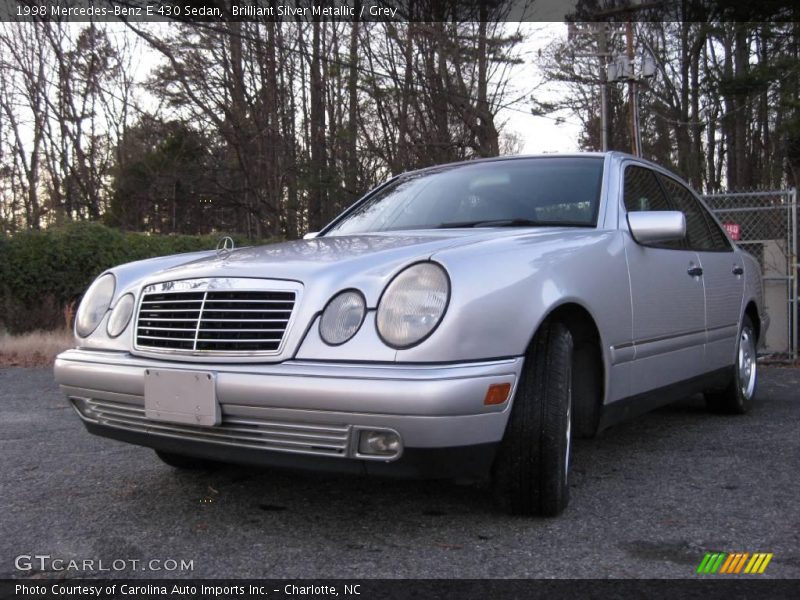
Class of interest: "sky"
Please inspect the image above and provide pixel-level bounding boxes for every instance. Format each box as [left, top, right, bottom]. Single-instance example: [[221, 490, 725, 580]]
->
[[4, 21, 584, 159], [121, 21, 583, 156], [498, 22, 583, 155]]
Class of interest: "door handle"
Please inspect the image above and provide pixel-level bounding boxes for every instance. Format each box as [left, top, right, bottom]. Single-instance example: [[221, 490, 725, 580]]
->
[[687, 266, 703, 277], [732, 265, 744, 276]]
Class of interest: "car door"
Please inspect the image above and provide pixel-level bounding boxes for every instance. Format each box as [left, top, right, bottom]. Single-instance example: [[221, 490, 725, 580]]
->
[[658, 174, 743, 372], [621, 165, 707, 396]]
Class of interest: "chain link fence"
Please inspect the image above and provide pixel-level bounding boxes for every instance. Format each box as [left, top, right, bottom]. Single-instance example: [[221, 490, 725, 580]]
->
[[703, 189, 798, 359]]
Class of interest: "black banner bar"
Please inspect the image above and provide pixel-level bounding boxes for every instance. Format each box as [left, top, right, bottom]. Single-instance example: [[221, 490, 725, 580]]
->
[[3, 0, 799, 23], [3, 579, 800, 600]]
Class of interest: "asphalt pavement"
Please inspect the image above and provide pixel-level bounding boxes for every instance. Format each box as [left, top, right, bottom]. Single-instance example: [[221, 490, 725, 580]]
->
[[2, 366, 799, 579]]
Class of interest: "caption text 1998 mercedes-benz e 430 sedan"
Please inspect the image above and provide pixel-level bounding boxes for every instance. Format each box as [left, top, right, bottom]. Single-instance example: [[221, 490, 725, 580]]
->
[[55, 152, 766, 516]]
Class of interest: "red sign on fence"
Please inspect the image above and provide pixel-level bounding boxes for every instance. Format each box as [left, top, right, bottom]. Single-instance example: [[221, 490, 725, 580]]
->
[[723, 223, 741, 241]]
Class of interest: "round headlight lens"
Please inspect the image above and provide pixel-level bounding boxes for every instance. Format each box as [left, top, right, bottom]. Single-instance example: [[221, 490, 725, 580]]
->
[[75, 274, 115, 337], [106, 293, 135, 338], [377, 262, 449, 349], [319, 290, 367, 345]]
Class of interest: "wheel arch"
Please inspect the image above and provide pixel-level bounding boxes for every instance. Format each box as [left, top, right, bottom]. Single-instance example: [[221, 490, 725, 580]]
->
[[743, 300, 761, 343], [531, 301, 606, 438]]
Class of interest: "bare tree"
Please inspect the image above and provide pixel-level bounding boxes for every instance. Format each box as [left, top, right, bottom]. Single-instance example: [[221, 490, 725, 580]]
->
[[0, 18, 526, 236], [0, 22, 53, 229], [535, 18, 800, 190]]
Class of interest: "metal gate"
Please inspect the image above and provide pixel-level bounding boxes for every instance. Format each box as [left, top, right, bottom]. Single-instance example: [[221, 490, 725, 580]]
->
[[703, 189, 798, 358]]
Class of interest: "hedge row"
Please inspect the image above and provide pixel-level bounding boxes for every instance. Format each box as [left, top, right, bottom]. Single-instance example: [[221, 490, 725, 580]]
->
[[0, 222, 274, 334]]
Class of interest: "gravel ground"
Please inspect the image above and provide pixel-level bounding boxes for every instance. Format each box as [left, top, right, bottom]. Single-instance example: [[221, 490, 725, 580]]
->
[[1, 366, 799, 579]]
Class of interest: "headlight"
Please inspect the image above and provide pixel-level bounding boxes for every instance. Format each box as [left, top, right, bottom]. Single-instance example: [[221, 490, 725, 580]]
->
[[106, 293, 135, 338], [377, 262, 450, 349], [75, 274, 115, 337], [319, 290, 366, 345]]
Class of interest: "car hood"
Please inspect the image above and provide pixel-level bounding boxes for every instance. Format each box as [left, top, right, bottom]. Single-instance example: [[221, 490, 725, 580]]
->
[[155, 228, 580, 285], [94, 226, 607, 359]]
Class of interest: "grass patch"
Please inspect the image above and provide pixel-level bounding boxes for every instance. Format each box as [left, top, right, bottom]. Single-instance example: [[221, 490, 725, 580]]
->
[[0, 328, 74, 367]]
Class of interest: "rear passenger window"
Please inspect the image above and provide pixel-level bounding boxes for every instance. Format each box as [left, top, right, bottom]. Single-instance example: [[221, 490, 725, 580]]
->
[[623, 166, 685, 249], [658, 175, 731, 252]]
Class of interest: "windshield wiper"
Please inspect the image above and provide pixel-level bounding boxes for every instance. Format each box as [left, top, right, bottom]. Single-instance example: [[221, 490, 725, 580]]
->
[[436, 218, 545, 229]]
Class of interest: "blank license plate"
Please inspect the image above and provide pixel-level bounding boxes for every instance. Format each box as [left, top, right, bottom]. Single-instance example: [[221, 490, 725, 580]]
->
[[144, 369, 220, 426]]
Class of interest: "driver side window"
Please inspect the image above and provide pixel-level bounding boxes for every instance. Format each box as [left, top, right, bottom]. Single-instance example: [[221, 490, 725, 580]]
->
[[657, 175, 732, 252], [623, 165, 686, 250]]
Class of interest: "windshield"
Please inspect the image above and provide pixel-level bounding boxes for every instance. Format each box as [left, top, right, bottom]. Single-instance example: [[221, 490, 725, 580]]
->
[[325, 157, 604, 235]]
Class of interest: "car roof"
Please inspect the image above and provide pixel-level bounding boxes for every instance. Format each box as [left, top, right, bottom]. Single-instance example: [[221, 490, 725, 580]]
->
[[398, 151, 632, 178], [397, 151, 697, 192]]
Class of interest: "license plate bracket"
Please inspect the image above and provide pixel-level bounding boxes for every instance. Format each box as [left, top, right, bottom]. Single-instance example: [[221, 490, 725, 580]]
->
[[144, 369, 220, 426]]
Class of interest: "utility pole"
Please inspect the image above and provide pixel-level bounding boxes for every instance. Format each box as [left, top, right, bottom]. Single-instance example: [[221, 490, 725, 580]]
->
[[571, 18, 653, 156], [591, 2, 661, 157], [625, 20, 641, 156], [597, 24, 609, 152], [570, 23, 611, 152]]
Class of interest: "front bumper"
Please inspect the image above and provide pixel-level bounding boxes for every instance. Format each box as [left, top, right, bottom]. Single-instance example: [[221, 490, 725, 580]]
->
[[54, 349, 522, 479]]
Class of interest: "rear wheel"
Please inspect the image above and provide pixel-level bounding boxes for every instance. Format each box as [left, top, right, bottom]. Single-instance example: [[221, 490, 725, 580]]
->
[[492, 321, 573, 516], [155, 450, 220, 470], [705, 315, 758, 414]]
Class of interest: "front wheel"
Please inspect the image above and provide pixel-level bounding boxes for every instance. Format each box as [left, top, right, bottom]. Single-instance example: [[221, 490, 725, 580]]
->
[[492, 320, 573, 516], [705, 315, 758, 414]]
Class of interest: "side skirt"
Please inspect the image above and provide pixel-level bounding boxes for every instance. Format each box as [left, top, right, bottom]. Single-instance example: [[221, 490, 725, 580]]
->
[[598, 367, 731, 431]]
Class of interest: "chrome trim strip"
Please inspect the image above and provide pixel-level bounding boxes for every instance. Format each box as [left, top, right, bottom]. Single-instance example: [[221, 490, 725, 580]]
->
[[613, 327, 706, 350], [196, 328, 287, 333], [706, 323, 739, 344], [71, 397, 402, 460], [194, 338, 284, 343], [198, 309, 292, 314], [60, 349, 520, 378], [191, 289, 208, 351], [141, 299, 203, 305], [203, 299, 292, 304], [633, 329, 706, 360], [610, 324, 739, 364], [609, 344, 636, 366]]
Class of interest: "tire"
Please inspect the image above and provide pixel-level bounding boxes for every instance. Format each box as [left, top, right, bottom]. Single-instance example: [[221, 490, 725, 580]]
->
[[492, 320, 573, 516], [705, 315, 758, 414], [572, 341, 602, 439], [155, 450, 220, 470]]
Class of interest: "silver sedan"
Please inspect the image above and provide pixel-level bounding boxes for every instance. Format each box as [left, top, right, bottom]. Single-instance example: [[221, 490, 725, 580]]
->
[[55, 152, 766, 516]]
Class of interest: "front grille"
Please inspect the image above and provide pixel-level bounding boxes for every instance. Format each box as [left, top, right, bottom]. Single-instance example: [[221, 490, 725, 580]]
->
[[136, 287, 296, 354], [74, 398, 350, 458]]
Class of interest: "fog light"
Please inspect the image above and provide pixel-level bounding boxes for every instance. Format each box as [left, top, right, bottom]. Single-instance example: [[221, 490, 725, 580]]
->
[[358, 430, 401, 456], [70, 397, 94, 418]]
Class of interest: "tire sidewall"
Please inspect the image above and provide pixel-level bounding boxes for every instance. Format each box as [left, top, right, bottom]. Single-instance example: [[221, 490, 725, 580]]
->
[[734, 316, 758, 411], [492, 321, 573, 516]]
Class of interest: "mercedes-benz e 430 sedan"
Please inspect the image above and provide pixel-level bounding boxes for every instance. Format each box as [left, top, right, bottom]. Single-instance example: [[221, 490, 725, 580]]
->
[[55, 152, 766, 516]]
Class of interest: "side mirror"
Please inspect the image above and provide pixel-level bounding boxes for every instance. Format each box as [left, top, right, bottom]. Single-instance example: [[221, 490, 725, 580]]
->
[[627, 211, 686, 245], [303, 231, 319, 240]]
